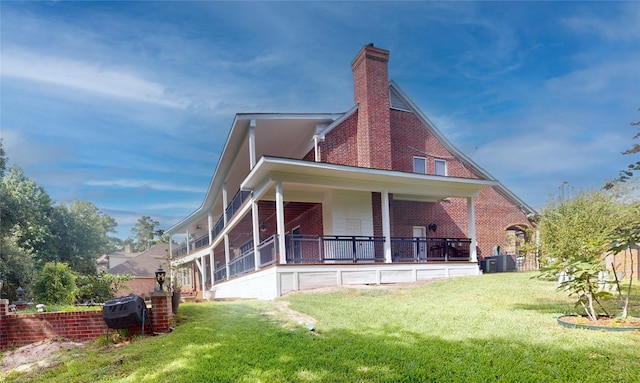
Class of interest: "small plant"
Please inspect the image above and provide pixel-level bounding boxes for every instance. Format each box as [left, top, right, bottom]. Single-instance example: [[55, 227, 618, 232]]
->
[[538, 259, 611, 322]]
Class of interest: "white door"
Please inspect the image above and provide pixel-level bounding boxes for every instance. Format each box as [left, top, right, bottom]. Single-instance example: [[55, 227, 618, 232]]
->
[[413, 226, 426, 260]]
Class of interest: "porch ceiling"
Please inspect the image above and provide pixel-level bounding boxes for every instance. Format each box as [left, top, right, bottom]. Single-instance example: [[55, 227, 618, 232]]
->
[[242, 156, 498, 201]]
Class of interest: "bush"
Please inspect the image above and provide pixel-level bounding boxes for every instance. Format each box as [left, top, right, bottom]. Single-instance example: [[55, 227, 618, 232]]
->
[[76, 272, 132, 303], [32, 262, 77, 305]]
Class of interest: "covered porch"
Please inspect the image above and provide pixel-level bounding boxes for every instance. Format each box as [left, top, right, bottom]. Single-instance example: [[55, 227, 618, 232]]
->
[[170, 157, 495, 299]]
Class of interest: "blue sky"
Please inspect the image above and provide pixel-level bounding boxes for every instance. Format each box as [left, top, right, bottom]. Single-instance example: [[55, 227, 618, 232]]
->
[[1, 1, 639, 239]]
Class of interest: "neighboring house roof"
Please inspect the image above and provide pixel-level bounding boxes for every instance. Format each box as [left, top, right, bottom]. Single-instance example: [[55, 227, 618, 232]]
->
[[108, 243, 170, 277]]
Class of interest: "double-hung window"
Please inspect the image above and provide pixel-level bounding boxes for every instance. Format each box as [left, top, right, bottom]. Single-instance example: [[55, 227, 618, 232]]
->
[[413, 156, 426, 174], [434, 159, 447, 176]]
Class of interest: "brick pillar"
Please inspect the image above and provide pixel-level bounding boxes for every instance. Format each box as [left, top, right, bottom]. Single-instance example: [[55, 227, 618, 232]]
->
[[0, 299, 9, 350], [150, 292, 173, 333]]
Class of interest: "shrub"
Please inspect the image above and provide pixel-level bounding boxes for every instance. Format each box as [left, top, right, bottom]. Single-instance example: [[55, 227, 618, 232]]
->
[[32, 262, 77, 305], [76, 272, 132, 303]]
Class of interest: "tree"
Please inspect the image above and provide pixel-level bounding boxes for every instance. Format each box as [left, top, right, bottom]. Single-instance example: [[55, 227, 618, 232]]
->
[[0, 235, 35, 301], [0, 167, 55, 262], [538, 187, 618, 266], [49, 201, 118, 274], [537, 184, 639, 322], [605, 109, 640, 188], [130, 216, 161, 251], [0, 138, 7, 178]]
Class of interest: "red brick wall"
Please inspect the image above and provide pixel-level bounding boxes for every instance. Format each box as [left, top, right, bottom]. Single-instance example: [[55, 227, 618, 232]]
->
[[285, 204, 323, 235], [115, 277, 155, 299], [322, 111, 359, 166], [475, 188, 532, 257], [0, 296, 171, 350], [321, 106, 532, 256], [3, 310, 107, 349], [390, 110, 479, 178]]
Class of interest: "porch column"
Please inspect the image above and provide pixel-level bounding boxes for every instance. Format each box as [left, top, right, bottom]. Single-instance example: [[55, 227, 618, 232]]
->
[[467, 196, 478, 262], [223, 184, 229, 224], [224, 234, 231, 279], [382, 190, 392, 263], [201, 256, 206, 290], [276, 181, 287, 264], [195, 256, 205, 292], [168, 239, 174, 284], [249, 120, 256, 168], [208, 212, 213, 243], [185, 229, 190, 254], [252, 200, 261, 270], [209, 249, 215, 287]]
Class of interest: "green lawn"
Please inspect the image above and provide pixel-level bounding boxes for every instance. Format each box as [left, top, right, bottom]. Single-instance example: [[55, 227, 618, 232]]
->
[[3, 272, 639, 382]]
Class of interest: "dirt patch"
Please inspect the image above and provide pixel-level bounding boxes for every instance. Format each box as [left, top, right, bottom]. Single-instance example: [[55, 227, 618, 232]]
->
[[1, 340, 84, 373]]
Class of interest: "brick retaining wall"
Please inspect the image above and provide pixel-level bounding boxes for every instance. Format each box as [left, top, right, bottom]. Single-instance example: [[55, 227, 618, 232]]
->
[[0, 293, 173, 350]]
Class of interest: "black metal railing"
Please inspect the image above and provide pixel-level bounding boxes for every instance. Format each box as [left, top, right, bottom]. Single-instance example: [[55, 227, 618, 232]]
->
[[174, 244, 188, 258], [173, 189, 251, 258], [258, 235, 278, 267], [228, 249, 255, 278], [211, 215, 224, 240], [193, 234, 210, 250], [208, 235, 471, 286], [214, 265, 226, 282], [225, 190, 251, 222], [285, 235, 386, 263], [391, 237, 471, 262]]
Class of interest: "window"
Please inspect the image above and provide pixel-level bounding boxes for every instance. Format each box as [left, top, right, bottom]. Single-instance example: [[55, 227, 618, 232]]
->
[[434, 159, 447, 176], [413, 156, 426, 174]]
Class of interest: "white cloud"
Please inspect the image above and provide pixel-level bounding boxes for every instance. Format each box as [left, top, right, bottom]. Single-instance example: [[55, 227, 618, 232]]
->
[[562, 4, 640, 42], [545, 60, 640, 105], [2, 49, 189, 109], [85, 179, 204, 193], [143, 201, 202, 210], [0, 128, 73, 169]]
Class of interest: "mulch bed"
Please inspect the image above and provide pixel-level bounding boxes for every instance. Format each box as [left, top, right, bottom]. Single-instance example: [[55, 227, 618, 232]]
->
[[558, 315, 640, 329]]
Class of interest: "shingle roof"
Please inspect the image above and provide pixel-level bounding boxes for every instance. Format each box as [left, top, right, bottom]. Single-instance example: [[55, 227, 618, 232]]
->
[[108, 243, 170, 277]]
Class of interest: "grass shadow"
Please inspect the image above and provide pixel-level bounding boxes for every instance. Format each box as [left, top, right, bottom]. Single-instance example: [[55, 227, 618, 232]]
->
[[7, 300, 639, 383]]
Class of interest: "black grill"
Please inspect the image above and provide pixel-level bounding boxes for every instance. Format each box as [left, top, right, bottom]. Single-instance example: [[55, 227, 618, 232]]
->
[[102, 294, 146, 329]]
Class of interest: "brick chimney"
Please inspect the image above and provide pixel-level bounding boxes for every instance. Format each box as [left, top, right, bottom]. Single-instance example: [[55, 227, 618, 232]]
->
[[351, 44, 391, 170]]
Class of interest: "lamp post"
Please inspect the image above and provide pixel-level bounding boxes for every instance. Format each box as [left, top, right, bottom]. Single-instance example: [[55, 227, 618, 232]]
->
[[16, 286, 24, 303], [155, 267, 167, 292]]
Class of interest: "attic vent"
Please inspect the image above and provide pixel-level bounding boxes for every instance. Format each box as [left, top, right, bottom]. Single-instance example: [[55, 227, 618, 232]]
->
[[390, 87, 411, 111]]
